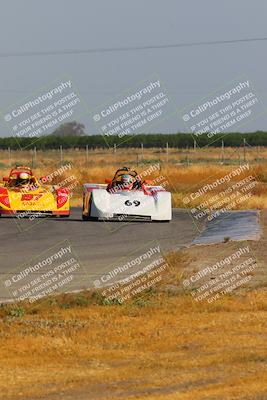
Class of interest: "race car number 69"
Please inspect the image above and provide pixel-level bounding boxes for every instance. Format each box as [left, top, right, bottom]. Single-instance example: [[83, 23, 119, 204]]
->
[[125, 200, 140, 206]]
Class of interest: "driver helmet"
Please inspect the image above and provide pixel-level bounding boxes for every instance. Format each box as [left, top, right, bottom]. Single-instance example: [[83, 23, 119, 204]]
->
[[121, 174, 133, 187], [18, 172, 30, 185]]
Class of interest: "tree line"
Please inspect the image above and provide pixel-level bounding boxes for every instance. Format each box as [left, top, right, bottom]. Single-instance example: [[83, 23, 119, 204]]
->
[[0, 131, 267, 149]]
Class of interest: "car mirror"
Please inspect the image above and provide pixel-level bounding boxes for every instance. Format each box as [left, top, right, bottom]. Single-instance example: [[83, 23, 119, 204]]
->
[[144, 179, 153, 185], [105, 178, 112, 184]]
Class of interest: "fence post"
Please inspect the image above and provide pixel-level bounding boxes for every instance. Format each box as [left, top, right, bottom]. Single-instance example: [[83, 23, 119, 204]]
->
[[8, 147, 11, 167], [31, 148, 34, 169], [60, 145, 63, 165], [186, 145, 189, 166], [243, 138, 246, 163], [113, 143, 116, 165], [221, 140, 225, 164], [86, 145, 89, 163], [166, 142, 169, 164]]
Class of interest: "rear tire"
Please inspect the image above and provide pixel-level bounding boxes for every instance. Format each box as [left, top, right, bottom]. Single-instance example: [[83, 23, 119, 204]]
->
[[153, 220, 171, 223], [82, 213, 90, 221], [82, 213, 98, 221], [82, 194, 98, 221]]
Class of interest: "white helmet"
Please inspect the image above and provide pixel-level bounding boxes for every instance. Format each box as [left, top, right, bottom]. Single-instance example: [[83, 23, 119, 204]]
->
[[121, 174, 133, 186], [19, 172, 30, 181]]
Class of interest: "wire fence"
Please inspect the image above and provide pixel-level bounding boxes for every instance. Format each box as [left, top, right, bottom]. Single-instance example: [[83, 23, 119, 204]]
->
[[0, 140, 266, 170]]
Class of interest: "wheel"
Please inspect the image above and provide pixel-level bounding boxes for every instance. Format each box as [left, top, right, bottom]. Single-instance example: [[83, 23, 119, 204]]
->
[[152, 219, 171, 223], [82, 194, 97, 221], [82, 212, 98, 221]]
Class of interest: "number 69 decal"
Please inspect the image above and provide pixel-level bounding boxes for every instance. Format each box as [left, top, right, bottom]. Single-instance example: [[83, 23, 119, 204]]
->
[[125, 200, 140, 206]]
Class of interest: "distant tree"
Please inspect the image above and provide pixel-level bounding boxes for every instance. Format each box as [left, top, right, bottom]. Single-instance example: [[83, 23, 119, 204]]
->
[[1, 132, 267, 150], [53, 121, 85, 137]]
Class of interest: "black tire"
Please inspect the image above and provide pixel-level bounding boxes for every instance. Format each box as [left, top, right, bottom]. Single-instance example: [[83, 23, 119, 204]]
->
[[82, 213, 98, 221], [153, 219, 171, 223], [82, 213, 90, 221]]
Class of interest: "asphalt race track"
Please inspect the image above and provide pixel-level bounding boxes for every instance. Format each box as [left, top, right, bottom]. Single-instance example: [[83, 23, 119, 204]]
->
[[0, 208, 200, 302], [0, 208, 260, 302]]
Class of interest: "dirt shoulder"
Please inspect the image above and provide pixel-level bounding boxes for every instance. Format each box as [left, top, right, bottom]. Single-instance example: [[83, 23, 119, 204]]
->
[[1, 212, 267, 400], [178, 209, 267, 297]]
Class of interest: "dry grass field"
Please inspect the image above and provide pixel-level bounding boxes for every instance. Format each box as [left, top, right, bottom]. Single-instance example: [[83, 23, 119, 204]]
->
[[1, 146, 267, 209], [1, 245, 267, 400]]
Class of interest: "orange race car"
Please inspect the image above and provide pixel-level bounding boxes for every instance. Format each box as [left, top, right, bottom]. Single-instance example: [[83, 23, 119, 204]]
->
[[0, 166, 70, 217]]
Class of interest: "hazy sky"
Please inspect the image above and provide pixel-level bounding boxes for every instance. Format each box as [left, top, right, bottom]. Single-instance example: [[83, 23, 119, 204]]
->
[[0, 0, 267, 136]]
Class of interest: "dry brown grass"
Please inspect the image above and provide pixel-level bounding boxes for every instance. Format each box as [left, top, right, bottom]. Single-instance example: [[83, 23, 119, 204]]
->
[[1, 285, 267, 399], [0, 197, 266, 399], [1, 147, 267, 209], [0, 241, 267, 400]]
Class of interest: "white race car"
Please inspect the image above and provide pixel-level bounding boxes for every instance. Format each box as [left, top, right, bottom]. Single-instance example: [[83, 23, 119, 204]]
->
[[82, 167, 172, 222]]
